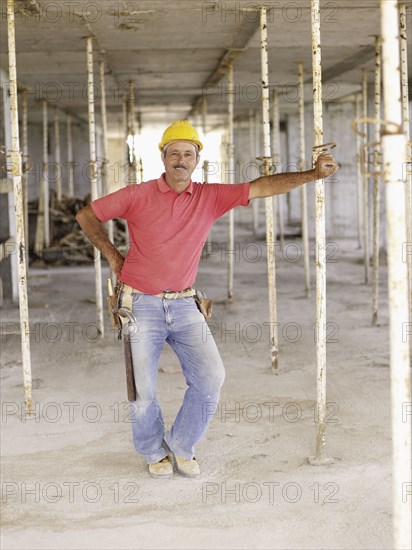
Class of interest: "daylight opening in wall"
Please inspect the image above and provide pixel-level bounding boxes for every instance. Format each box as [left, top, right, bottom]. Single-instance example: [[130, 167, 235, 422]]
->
[[126, 130, 222, 182]]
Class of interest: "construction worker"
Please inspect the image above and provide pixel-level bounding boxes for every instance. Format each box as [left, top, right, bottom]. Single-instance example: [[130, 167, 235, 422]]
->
[[76, 119, 339, 479]]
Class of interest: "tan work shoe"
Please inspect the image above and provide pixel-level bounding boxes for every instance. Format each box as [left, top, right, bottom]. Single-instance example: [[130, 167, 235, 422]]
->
[[173, 456, 200, 478], [148, 457, 173, 479]]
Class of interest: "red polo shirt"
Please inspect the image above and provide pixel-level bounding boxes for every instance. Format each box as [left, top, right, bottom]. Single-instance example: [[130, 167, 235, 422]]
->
[[91, 173, 250, 294]]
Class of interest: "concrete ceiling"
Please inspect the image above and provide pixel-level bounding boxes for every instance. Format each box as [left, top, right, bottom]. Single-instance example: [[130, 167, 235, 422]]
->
[[0, 0, 411, 132]]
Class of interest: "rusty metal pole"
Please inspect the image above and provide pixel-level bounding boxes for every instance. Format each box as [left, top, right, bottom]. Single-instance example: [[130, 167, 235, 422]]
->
[[298, 63, 310, 297], [128, 80, 138, 185], [136, 111, 144, 183], [380, 2, 411, 548], [21, 90, 29, 247], [42, 100, 50, 247], [372, 36, 382, 325], [34, 101, 47, 253], [227, 61, 235, 301], [272, 90, 284, 248], [86, 36, 104, 337], [249, 109, 259, 236], [6, 0, 33, 413], [309, 0, 331, 464], [354, 94, 363, 249], [122, 99, 129, 185], [99, 61, 115, 285], [399, 2, 412, 331], [362, 68, 370, 283], [260, 6, 278, 371], [202, 96, 213, 254], [66, 113, 74, 197], [53, 106, 62, 202]]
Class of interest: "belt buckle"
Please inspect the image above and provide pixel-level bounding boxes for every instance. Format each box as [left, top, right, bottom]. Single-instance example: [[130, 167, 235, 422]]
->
[[163, 290, 178, 300]]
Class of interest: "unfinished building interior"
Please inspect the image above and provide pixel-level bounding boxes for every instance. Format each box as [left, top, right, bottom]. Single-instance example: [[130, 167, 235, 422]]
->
[[0, 0, 411, 549]]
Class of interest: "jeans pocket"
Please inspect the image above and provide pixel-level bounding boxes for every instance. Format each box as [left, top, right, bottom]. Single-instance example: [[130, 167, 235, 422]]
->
[[132, 293, 143, 305]]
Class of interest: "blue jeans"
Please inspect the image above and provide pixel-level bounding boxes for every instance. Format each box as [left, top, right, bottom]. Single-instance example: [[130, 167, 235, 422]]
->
[[122, 293, 225, 464]]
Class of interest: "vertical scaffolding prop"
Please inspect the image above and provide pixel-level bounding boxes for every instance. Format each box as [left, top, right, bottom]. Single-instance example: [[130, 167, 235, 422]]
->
[[260, 6, 278, 371], [249, 109, 259, 236], [380, 2, 411, 548], [372, 36, 382, 325], [354, 94, 363, 250], [21, 90, 29, 247], [272, 90, 284, 248], [227, 61, 235, 301], [298, 63, 310, 296], [122, 99, 129, 186], [399, 2, 412, 329], [202, 96, 213, 254], [136, 111, 144, 183], [99, 61, 115, 284], [66, 113, 74, 197], [128, 80, 138, 185], [53, 106, 62, 202], [34, 100, 50, 250], [309, 0, 332, 464], [42, 100, 50, 247], [362, 68, 370, 283], [86, 36, 104, 337], [6, 0, 33, 413]]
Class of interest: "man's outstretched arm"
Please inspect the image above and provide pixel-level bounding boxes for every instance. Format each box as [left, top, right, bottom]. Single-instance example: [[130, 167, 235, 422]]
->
[[248, 152, 339, 200], [76, 205, 124, 276]]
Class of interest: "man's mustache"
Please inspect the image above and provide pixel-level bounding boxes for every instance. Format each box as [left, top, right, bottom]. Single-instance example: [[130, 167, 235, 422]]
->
[[173, 163, 187, 169]]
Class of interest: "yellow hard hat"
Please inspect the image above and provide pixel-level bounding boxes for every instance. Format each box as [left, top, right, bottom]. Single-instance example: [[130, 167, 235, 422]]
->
[[158, 120, 203, 152]]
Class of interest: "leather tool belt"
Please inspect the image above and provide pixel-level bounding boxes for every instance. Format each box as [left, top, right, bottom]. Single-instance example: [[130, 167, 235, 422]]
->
[[107, 282, 213, 333]]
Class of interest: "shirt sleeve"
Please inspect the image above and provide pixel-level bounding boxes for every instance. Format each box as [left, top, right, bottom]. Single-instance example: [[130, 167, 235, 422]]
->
[[210, 182, 251, 220], [90, 186, 135, 222]]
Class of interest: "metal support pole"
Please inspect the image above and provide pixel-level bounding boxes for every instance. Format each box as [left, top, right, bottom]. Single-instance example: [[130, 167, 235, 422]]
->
[[99, 61, 115, 284], [202, 96, 213, 254], [203, 159, 213, 255], [86, 36, 104, 337], [355, 94, 363, 249], [399, 2, 412, 332], [380, 2, 411, 548], [249, 109, 259, 236], [42, 100, 49, 247], [21, 90, 29, 247], [227, 61, 235, 301], [201, 95, 207, 139], [272, 91, 284, 248], [35, 101, 47, 252], [122, 99, 128, 186], [309, 0, 331, 464], [372, 36, 382, 325], [128, 80, 138, 185], [136, 111, 144, 183], [298, 63, 310, 297], [260, 6, 278, 371], [362, 68, 370, 283], [66, 113, 74, 197], [6, 0, 33, 413], [53, 106, 62, 202]]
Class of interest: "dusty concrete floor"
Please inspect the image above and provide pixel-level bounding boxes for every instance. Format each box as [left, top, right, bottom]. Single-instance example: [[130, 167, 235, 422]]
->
[[1, 208, 393, 550]]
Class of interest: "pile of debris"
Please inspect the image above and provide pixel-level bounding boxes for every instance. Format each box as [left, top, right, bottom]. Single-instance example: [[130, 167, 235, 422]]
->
[[29, 194, 128, 266]]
